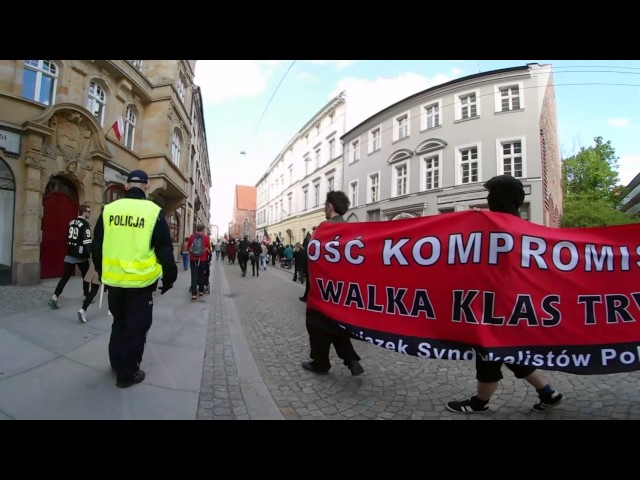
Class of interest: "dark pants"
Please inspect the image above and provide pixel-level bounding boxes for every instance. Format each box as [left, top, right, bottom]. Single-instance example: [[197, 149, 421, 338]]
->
[[305, 314, 361, 371], [54, 260, 90, 297], [81, 282, 101, 310], [302, 275, 311, 299], [108, 284, 155, 380], [190, 259, 207, 295], [250, 255, 259, 276], [238, 252, 248, 275], [181, 252, 189, 271], [476, 359, 536, 383]]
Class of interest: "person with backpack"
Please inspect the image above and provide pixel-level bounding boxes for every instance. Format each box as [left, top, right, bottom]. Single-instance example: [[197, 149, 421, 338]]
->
[[187, 223, 211, 301]]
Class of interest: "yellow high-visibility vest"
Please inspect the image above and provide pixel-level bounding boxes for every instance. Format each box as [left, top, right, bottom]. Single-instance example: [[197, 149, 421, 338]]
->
[[101, 198, 162, 288]]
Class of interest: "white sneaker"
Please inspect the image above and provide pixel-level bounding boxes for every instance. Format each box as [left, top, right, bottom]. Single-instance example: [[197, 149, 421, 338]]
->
[[77, 309, 87, 323]]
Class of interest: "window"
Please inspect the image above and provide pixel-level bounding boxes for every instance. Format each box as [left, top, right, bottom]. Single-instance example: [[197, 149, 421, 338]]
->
[[461, 94, 477, 119], [457, 145, 480, 184], [171, 129, 182, 167], [367, 172, 380, 203], [498, 139, 525, 178], [313, 182, 320, 207], [22, 60, 57, 105], [86, 81, 106, 126], [124, 106, 136, 150], [351, 139, 360, 163], [315, 147, 321, 169], [519, 204, 530, 221], [421, 100, 441, 130], [393, 162, 409, 197], [288, 165, 293, 185], [393, 111, 410, 141], [103, 184, 126, 204], [494, 82, 524, 112], [367, 209, 381, 221], [421, 153, 441, 191], [166, 214, 179, 243], [327, 176, 334, 192], [177, 74, 186, 103], [280, 199, 284, 217], [369, 127, 381, 153], [303, 188, 308, 210], [349, 180, 359, 207], [455, 89, 480, 121], [304, 155, 310, 176], [328, 138, 335, 160], [287, 193, 292, 216]]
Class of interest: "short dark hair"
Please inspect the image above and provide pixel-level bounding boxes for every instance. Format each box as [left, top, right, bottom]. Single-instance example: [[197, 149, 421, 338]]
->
[[325, 190, 350, 216], [79, 204, 90, 215], [196, 224, 205, 232]]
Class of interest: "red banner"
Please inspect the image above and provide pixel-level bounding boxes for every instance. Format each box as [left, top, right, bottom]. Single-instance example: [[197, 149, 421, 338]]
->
[[306, 211, 640, 375]]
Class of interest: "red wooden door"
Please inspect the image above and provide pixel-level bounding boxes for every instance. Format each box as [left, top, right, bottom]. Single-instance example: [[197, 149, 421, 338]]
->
[[40, 191, 77, 279]]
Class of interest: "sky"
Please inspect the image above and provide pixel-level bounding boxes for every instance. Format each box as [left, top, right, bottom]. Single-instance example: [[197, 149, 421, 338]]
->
[[194, 60, 640, 232]]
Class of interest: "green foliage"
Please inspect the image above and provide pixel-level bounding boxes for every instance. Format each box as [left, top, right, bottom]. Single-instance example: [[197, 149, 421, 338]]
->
[[561, 136, 637, 226], [562, 136, 620, 206], [561, 194, 637, 227]]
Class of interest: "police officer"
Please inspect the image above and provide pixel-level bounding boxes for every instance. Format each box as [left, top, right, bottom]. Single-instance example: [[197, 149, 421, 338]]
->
[[92, 170, 177, 388]]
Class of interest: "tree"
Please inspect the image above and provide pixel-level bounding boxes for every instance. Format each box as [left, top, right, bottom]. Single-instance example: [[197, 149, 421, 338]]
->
[[561, 193, 636, 227], [561, 137, 635, 226]]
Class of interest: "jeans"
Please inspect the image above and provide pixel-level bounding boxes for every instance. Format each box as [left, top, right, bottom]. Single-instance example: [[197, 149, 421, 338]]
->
[[182, 252, 189, 271]]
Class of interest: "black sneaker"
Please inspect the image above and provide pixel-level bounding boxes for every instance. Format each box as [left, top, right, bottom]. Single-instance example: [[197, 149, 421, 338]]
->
[[532, 391, 563, 412], [301, 361, 329, 375], [446, 398, 489, 414], [116, 370, 146, 388], [347, 360, 364, 376]]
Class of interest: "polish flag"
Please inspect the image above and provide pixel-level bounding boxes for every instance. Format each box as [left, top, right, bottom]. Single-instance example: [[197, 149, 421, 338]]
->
[[111, 116, 124, 141]]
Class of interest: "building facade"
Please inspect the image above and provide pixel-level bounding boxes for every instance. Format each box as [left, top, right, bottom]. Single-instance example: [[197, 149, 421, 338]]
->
[[0, 60, 211, 285], [256, 92, 347, 246], [620, 171, 640, 217], [187, 85, 212, 237], [229, 185, 256, 240], [340, 63, 562, 226]]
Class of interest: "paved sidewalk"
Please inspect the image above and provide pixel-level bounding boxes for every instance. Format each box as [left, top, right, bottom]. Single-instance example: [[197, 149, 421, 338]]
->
[[0, 263, 281, 420]]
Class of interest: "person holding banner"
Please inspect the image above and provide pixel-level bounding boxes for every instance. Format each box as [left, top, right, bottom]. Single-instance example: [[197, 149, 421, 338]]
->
[[446, 175, 564, 414], [302, 191, 364, 376]]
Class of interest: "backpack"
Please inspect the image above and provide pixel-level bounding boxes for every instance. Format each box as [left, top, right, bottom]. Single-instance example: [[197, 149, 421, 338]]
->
[[190, 234, 204, 257]]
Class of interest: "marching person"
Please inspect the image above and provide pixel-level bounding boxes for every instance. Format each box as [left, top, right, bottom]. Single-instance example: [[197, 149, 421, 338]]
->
[[187, 224, 210, 301], [48, 204, 92, 309], [446, 174, 564, 414], [92, 170, 177, 388], [302, 191, 364, 376]]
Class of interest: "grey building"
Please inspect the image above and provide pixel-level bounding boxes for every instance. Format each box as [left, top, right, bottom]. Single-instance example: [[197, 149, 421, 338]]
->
[[619, 171, 640, 217], [340, 63, 563, 226]]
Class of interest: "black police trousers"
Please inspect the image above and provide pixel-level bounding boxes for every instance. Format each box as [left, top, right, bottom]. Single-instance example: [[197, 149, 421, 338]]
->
[[305, 313, 361, 371], [107, 283, 156, 380]]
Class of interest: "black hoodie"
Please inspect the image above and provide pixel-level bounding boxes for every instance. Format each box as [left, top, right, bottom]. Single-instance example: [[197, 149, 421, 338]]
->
[[483, 175, 525, 217]]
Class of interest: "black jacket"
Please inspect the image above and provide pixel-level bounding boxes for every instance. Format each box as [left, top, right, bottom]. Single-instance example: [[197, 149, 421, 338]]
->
[[92, 187, 178, 287], [66, 216, 92, 259]]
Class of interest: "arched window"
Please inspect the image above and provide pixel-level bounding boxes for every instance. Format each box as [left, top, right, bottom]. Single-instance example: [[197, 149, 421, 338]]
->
[[124, 106, 136, 150], [87, 81, 107, 126], [171, 129, 182, 167], [22, 60, 58, 105]]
